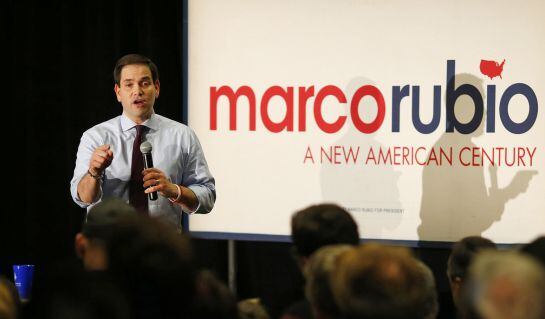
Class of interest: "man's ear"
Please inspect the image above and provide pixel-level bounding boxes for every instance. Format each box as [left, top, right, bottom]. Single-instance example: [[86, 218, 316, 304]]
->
[[114, 83, 122, 102], [449, 276, 463, 293], [154, 80, 160, 99], [74, 233, 88, 259]]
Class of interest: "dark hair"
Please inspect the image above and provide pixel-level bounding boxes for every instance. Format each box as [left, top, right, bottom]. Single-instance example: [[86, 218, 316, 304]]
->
[[520, 236, 545, 268], [106, 215, 196, 319], [189, 270, 238, 319], [291, 204, 359, 258], [113, 54, 159, 85], [82, 198, 137, 240], [447, 236, 496, 280]]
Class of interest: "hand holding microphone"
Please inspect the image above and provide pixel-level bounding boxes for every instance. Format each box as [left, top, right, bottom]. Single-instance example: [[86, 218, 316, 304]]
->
[[140, 141, 180, 201]]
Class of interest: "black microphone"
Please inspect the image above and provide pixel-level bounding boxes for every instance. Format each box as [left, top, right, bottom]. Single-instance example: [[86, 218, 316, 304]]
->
[[140, 141, 158, 201]]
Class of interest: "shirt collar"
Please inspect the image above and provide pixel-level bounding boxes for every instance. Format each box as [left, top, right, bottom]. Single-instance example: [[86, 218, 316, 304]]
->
[[120, 113, 159, 132]]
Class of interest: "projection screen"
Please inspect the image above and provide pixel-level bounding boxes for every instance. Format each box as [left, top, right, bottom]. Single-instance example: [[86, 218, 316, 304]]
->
[[187, 0, 545, 244]]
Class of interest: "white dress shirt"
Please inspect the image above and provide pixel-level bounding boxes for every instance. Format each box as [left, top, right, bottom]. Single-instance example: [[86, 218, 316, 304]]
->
[[70, 113, 216, 230]]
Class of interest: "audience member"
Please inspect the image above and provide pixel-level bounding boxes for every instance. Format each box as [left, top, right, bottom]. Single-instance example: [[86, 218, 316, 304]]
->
[[190, 269, 238, 319], [74, 197, 137, 270], [460, 250, 545, 319], [331, 243, 438, 319], [304, 245, 354, 319], [416, 261, 439, 319], [0, 276, 19, 319], [291, 204, 360, 267], [281, 204, 360, 319], [105, 215, 196, 319], [446, 236, 496, 312]]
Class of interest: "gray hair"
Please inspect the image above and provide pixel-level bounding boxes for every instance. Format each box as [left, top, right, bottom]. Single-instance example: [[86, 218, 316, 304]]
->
[[304, 245, 354, 317], [463, 250, 545, 319]]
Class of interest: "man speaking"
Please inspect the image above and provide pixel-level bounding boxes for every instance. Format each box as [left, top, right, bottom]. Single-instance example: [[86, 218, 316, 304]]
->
[[70, 54, 216, 230]]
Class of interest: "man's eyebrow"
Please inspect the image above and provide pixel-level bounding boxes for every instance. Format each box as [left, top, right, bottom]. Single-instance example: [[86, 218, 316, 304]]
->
[[122, 76, 152, 83]]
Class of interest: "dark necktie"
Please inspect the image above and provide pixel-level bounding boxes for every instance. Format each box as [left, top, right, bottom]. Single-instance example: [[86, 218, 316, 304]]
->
[[129, 125, 148, 213]]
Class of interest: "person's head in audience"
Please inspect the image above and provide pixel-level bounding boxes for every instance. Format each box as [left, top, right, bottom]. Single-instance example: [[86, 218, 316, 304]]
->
[[190, 269, 238, 319], [416, 260, 439, 319], [74, 198, 137, 270], [331, 243, 438, 319], [106, 214, 196, 319], [520, 236, 545, 268], [447, 236, 496, 309], [461, 250, 545, 319], [304, 245, 354, 319], [0, 276, 19, 319], [238, 298, 270, 319], [291, 203, 359, 268]]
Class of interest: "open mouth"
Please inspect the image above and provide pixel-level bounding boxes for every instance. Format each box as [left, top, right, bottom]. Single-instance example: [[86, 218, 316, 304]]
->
[[133, 99, 146, 107]]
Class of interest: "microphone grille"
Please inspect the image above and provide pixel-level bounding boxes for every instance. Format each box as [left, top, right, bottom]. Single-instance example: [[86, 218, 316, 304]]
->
[[140, 141, 152, 154]]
